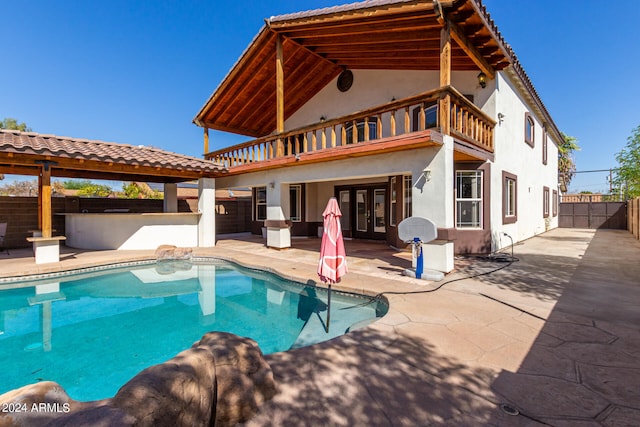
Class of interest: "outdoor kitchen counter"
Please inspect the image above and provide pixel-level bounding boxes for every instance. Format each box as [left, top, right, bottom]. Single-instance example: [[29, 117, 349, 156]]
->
[[58, 212, 201, 250]]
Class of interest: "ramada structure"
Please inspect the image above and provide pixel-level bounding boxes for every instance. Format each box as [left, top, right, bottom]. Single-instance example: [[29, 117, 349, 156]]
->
[[193, 0, 562, 272], [0, 129, 225, 263]]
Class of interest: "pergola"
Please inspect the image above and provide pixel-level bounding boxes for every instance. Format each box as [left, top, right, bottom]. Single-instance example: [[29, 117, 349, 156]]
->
[[0, 129, 226, 261]]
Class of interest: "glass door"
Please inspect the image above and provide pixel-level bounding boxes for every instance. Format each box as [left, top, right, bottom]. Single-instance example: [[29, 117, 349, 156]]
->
[[356, 189, 368, 233], [351, 186, 386, 240], [373, 189, 386, 233]]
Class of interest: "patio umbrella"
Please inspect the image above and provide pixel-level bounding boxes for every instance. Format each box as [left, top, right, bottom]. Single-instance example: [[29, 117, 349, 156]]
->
[[317, 197, 348, 332]]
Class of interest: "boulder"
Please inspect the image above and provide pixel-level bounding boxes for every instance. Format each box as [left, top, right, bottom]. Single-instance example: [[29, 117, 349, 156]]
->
[[155, 245, 192, 261], [197, 332, 278, 426], [0, 333, 276, 427], [0, 381, 92, 427]]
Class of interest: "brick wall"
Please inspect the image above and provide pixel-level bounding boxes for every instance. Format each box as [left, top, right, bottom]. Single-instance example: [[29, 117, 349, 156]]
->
[[0, 196, 252, 249]]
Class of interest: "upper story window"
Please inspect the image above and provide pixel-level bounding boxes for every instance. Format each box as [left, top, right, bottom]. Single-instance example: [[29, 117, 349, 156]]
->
[[542, 127, 548, 165], [524, 113, 535, 147], [456, 171, 483, 228], [503, 171, 517, 224], [344, 117, 377, 144], [412, 103, 438, 131]]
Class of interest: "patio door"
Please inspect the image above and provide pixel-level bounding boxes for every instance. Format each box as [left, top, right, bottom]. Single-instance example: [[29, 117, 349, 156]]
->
[[351, 186, 386, 240]]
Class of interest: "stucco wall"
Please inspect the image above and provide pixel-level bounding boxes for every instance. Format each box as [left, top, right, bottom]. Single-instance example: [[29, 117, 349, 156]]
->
[[285, 70, 490, 132], [490, 72, 560, 249]]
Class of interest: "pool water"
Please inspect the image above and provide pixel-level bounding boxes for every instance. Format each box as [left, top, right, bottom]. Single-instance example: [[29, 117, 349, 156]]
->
[[0, 259, 386, 401]]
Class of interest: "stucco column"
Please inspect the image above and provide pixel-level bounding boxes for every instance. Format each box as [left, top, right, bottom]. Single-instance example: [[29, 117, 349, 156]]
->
[[412, 135, 455, 272], [198, 178, 215, 247], [163, 183, 178, 213], [265, 182, 291, 249]]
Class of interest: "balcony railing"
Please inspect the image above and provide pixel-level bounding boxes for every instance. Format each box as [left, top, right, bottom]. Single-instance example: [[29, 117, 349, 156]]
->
[[205, 86, 495, 168]]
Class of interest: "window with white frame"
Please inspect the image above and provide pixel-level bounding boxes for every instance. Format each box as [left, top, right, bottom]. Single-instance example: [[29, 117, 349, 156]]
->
[[456, 171, 483, 228], [542, 128, 548, 165], [289, 184, 302, 222], [525, 113, 535, 147], [403, 175, 412, 219], [543, 186, 550, 218], [503, 171, 517, 224], [254, 186, 266, 221]]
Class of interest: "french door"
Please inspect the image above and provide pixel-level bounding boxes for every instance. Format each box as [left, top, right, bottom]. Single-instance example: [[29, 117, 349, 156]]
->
[[337, 185, 386, 240]]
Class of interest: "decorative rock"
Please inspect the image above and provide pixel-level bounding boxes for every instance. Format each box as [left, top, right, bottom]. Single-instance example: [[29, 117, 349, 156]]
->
[[197, 332, 278, 426], [0, 381, 86, 427], [0, 333, 276, 427], [154, 245, 192, 261]]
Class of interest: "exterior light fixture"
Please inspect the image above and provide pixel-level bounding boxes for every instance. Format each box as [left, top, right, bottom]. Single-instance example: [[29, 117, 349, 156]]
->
[[421, 168, 432, 182], [477, 72, 487, 88], [498, 112, 505, 124], [320, 116, 326, 122]]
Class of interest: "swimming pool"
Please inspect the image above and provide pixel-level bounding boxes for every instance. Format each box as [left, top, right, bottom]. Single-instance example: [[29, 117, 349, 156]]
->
[[0, 259, 387, 401]]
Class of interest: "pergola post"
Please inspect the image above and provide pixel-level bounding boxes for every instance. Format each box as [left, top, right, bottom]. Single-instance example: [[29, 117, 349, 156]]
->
[[198, 178, 216, 247], [28, 162, 66, 264], [41, 164, 52, 238], [163, 183, 178, 213], [439, 21, 451, 136]]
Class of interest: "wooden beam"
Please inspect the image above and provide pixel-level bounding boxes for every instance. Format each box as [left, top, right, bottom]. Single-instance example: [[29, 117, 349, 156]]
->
[[275, 33, 285, 158], [449, 19, 495, 79], [38, 173, 42, 230], [276, 34, 285, 133], [41, 165, 52, 238], [439, 23, 451, 135], [204, 127, 209, 155]]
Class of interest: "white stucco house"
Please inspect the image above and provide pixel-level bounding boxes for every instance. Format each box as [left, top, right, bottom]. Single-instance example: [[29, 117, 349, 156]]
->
[[193, 0, 561, 273]]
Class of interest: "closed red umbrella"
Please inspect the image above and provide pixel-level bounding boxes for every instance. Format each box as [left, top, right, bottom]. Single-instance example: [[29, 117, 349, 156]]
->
[[317, 197, 347, 332]]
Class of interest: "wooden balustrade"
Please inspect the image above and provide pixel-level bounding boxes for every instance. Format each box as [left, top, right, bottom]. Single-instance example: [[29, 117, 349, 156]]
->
[[205, 86, 495, 167]]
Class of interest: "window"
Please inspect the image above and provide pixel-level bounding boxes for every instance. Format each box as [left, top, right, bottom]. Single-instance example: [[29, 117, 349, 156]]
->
[[456, 171, 483, 228], [339, 190, 351, 231], [553, 190, 558, 217], [412, 103, 438, 131], [254, 186, 267, 221], [289, 184, 302, 222], [403, 175, 412, 219], [542, 128, 548, 165], [502, 171, 517, 224], [543, 186, 550, 218], [524, 113, 535, 147], [345, 117, 377, 144], [390, 177, 397, 226]]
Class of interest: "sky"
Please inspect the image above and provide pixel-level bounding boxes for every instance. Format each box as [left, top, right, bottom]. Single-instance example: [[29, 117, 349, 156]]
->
[[2, 0, 639, 193]]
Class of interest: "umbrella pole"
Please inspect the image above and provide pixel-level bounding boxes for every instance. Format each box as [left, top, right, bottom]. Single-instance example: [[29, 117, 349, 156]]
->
[[325, 284, 332, 333]]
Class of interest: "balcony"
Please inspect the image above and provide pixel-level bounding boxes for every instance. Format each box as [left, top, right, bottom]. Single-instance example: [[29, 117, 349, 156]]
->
[[205, 86, 495, 172]]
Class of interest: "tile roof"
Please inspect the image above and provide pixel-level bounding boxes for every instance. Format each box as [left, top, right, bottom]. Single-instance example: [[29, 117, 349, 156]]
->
[[267, 0, 420, 23], [0, 129, 226, 176]]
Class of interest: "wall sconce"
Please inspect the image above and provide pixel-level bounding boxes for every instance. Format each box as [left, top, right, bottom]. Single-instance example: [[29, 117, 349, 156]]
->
[[421, 168, 432, 182], [320, 116, 326, 122], [497, 112, 505, 125], [269, 181, 275, 189], [477, 71, 487, 88]]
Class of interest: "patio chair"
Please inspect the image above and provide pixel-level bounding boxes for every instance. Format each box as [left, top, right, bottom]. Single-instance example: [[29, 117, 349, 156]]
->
[[0, 222, 8, 255]]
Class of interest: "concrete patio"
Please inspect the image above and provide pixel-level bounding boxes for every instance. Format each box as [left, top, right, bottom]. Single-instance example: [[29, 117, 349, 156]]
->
[[0, 228, 639, 426]]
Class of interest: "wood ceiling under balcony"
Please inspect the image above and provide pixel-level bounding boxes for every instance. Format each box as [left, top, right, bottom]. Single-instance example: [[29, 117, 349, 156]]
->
[[195, 0, 511, 138]]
